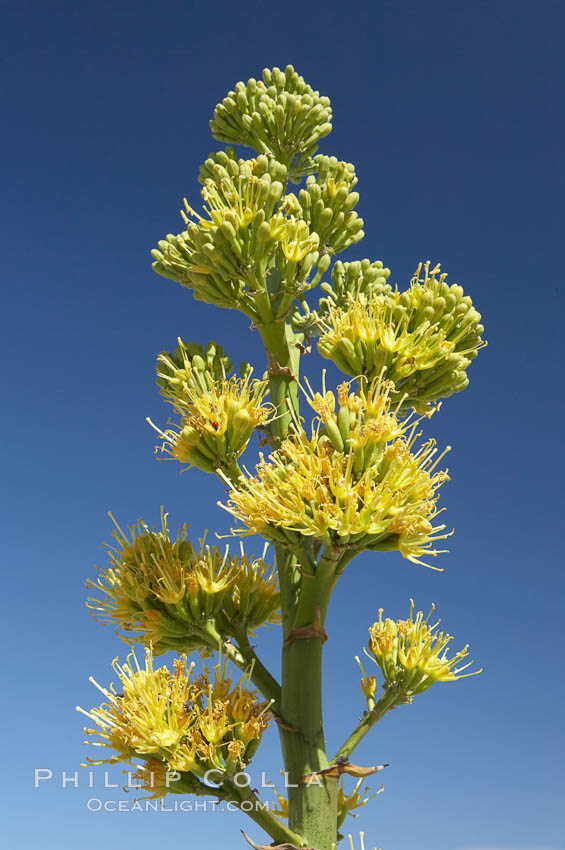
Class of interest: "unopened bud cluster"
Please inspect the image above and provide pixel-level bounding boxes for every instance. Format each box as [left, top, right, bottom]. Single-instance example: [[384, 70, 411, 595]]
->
[[209, 65, 332, 171]]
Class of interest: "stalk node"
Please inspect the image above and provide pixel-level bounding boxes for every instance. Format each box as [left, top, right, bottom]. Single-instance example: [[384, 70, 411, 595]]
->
[[283, 605, 329, 647]]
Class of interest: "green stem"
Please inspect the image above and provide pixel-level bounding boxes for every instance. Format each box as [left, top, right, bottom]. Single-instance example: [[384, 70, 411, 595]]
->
[[225, 781, 305, 846], [278, 587, 337, 849], [233, 626, 282, 714], [203, 621, 281, 712], [258, 311, 337, 849], [258, 318, 300, 443], [219, 457, 243, 485], [332, 687, 404, 762]]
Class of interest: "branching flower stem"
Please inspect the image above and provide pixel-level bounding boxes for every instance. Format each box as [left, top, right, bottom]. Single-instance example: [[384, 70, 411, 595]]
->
[[224, 779, 305, 846], [202, 619, 282, 713], [332, 687, 406, 763]]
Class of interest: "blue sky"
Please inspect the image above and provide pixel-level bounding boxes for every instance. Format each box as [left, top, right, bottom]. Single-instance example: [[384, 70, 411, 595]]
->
[[2, 1, 564, 848]]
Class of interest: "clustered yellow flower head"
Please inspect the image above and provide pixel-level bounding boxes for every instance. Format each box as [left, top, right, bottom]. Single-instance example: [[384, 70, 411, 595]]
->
[[365, 600, 481, 695], [77, 649, 272, 789], [220, 375, 451, 566], [151, 156, 287, 314], [87, 510, 280, 655], [282, 155, 364, 258], [151, 151, 326, 320], [149, 371, 272, 476], [156, 338, 236, 409], [318, 262, 485, 414]]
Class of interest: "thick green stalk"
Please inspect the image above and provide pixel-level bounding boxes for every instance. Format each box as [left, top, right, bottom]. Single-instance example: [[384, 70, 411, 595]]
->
[[278, 570, 337, 850], [259, 317, 300, 442], [259, 315, 338, 850]]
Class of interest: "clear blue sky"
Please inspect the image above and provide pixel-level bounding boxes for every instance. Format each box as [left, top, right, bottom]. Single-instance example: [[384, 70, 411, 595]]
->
[[3, 1, 564, 848]]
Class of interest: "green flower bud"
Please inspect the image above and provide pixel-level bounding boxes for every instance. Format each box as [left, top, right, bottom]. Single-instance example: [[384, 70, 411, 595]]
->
[[152, 156, 289, 318], [209, 65, 332, 167], [318, 262, 486, 414]]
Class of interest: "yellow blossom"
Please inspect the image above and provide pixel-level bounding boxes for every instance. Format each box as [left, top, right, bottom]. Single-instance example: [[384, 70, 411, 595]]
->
[[77, 648, 272, 784], [148, 373, 272, 475], [318, 262, 486, 414], [220, 376, 451, 566], [87, 510, 277, 654], [366, 600, 482, 694]]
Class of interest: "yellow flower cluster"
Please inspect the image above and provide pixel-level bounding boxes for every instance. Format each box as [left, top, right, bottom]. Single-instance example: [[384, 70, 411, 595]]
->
[[151, 152, 323, 316], [156, 338, 236, 410], [318, 262, 485, 414], [87, 510, 280, 654], [77, 649, 272, 787], [283, 155, 364, 257], [151, 157, 288, 312], [366, 600, 481, 695], [220, 377, 451, 566], [149, 372, 272, 476]]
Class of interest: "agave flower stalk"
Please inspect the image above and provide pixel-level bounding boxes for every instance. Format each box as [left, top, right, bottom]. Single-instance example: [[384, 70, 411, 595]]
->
[[81, 64, 487, 850]]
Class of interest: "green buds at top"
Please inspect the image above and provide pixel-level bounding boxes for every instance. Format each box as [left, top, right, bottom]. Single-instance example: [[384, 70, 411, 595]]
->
[[318, 262, 486, 414], [210, 65, 332, 170], [365, 601, 481, 696]]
